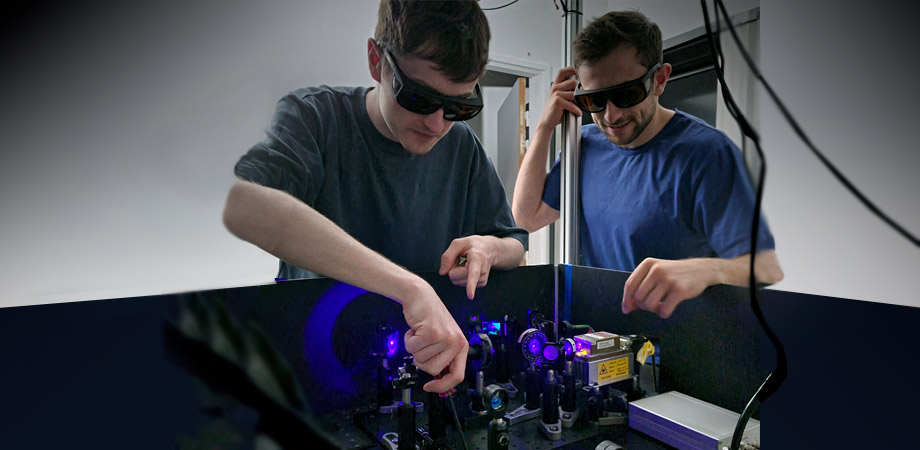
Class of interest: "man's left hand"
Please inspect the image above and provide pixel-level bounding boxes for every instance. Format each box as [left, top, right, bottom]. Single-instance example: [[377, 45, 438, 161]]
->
[[621, 258, 717, 319], [439, 236, 500, 300]]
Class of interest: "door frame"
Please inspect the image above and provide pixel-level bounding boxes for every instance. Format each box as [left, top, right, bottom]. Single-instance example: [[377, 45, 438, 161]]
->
[[485, 55, 553, 265]]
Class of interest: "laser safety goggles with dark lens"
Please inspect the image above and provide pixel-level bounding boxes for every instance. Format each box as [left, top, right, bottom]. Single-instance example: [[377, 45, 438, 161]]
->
[[383, 48, 484, 121], [573, 63, 661, 112]]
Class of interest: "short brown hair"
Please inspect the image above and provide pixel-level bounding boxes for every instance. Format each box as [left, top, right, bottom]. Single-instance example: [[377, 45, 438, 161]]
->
[[375, 0, 490, 83], [574, 10, 662, 70]]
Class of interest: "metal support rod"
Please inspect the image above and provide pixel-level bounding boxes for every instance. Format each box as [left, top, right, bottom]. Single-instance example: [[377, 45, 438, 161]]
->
[[560, 0, 582, 265]]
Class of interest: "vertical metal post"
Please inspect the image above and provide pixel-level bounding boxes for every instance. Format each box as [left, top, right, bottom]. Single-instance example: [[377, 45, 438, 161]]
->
[[560, 0, 582, 265]]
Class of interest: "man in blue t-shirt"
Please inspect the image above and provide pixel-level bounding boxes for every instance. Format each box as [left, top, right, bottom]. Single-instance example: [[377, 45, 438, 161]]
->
[[223, 0, 526, 393], [513, 11, 783, 319]]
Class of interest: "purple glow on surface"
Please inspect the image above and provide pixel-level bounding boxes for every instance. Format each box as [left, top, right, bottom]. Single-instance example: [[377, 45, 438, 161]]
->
[[564, 340, 574, 357], [302, 282, 370, 394], [528, 339, 541, 355], [543, 344, 559, 361]]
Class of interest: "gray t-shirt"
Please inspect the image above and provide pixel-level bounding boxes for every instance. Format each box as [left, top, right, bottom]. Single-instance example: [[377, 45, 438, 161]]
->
[[234, 85, 527, 280]]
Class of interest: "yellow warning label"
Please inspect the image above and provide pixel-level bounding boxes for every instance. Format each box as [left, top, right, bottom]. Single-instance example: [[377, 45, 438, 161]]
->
[[598, 357, 630, 382]]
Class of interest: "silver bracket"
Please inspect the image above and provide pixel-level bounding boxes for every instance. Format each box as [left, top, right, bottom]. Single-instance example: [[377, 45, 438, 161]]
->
[[597, 412, 627, 426], [505, 404, 541, 425], [540, 419, 563, 441], [380, 432, 399, 450], [560, 406, 579, 428]]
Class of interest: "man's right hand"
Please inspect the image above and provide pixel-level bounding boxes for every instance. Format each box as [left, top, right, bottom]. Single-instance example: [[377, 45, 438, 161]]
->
[[537, 67, 583, 131], [224, 181, 469, 392], [400, 280, 468, 393]]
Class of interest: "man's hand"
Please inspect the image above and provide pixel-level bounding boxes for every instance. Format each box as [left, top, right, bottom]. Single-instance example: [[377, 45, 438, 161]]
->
[[621, 258, 717, 319], [224, 180, 476, 393], [400, 281, 469, 393], [537, 66, 583, 131], [439, 235, 501, 300]]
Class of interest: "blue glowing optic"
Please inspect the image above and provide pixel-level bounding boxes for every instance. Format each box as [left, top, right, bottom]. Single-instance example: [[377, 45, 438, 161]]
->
[[564, 340, 574, 357], [491, 395, 504, 409], [386, 331, 399, 357], [528, 339, 541, 355]]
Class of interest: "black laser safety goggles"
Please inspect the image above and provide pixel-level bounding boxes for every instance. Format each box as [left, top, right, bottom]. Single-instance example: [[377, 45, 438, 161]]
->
[[573, 63, 661, 112], [383, 48, 484, 121]]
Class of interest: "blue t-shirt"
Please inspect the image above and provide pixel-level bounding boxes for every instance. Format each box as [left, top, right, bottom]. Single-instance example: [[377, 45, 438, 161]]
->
[[542, 110, 774, 271]]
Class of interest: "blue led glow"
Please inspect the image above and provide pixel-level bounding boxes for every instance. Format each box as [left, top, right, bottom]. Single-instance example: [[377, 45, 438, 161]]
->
[[302, 282, 370, 394], [491, 394, 504, 409], [386, 330, 399, 358], [482, 321, 502, 336]]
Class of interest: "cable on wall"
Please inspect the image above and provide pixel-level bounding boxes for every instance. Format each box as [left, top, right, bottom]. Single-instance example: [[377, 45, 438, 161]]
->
[[481, 0, 521, 11], [699, 2, 783, 449]]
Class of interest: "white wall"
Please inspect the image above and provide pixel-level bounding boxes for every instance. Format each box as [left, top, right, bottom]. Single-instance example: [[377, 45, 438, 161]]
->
[[481, 86, 513, 169], [757, 0, 919, 306]]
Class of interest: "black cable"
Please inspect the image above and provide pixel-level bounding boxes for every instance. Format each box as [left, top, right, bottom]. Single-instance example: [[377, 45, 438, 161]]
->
[[448, 394, 470, 450], [714, 0, 919, 247], [481, 0, 521, 11], [734, 376, 763, 447], [700, 2, 786, 449], [557, 0, 582, 17]]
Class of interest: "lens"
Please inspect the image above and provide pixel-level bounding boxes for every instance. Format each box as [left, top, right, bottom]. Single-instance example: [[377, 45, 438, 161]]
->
[[398, 90, 442, 115], [542, 344, 559, 361], [491, 393, 504, 410], [574, 93, 605, 113], [443, 102, 482, 121], [483, 384, 509, 415], [610, 84, 647, 108]]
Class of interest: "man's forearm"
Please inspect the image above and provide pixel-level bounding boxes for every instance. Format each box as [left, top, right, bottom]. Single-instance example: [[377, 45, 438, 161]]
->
[[697, 250, 784, 287], [512, 124, 554, 230], [490, 236, 526, 270], [223, 180, 427, 303]]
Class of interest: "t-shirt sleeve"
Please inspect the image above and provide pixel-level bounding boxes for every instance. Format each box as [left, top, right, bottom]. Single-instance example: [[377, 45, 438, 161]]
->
[[541, 156, 563, 211], [691, 140, 776, 258], [233, 93, 325, 205], [466, 137, 529, 249]]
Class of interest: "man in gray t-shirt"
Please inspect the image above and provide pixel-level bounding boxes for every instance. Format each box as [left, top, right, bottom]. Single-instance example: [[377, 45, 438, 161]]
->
[[222, 0, 525, 394], [234, 85, 526, 282]]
